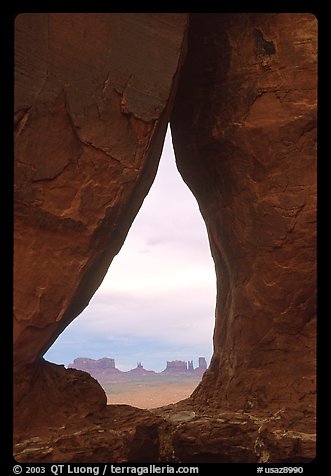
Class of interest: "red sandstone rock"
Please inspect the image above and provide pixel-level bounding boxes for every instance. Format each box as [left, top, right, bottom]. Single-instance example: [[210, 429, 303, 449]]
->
[[14, 12, 187, 368], [14, 12, 188, 434], [171, 13, 317, 422], [14, 360, 107, 440], [14, 405, 165, 463], [14, 405, 316, 463]]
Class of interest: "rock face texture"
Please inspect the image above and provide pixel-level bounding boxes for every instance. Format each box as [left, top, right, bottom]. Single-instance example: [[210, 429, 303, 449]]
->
[[171, 13, 317, 415], [14, 12, 188, 432], [14, 13, 317, 463], [14, 12, 187, 366], [14, 404, 316, 464]]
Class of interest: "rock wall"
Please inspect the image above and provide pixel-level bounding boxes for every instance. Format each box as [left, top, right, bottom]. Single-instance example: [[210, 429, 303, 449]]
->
[[171, 13, 317, 415], [14, 13, 317, 463], [14, 12, 187, 367], [14, 12, 188, 431]]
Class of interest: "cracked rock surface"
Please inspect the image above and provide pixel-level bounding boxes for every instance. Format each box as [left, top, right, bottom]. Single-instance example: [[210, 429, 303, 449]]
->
[[14, 402, 315, 463], [14, 13, 188, 369], [171, 12, 317, 417]]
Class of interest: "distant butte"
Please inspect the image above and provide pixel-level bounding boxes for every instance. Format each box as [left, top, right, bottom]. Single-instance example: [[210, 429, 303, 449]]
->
[[162, 357, 207, 374], [68, 357, 208, 380]]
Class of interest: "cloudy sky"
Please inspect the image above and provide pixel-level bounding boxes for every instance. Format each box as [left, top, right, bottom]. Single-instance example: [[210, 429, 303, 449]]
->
[[45, 127, 216, 372]]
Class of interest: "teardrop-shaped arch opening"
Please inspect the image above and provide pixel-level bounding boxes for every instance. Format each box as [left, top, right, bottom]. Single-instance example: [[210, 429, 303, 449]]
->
[[45, 126, 216, 409]]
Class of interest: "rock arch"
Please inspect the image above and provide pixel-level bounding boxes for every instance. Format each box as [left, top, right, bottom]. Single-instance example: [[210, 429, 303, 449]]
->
[[14, 13, 316, 462]]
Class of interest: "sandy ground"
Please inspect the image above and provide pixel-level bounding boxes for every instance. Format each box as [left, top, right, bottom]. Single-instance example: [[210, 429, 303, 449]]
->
[[105, 380, 200, 409]]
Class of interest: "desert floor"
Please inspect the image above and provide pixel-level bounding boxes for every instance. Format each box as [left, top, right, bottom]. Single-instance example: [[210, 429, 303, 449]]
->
[[103, 377, 201, 409]]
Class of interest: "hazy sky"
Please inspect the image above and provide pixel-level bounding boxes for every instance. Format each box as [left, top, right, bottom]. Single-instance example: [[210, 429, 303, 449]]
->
[[45, 127, 216, 372]]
